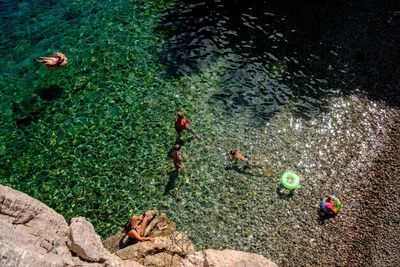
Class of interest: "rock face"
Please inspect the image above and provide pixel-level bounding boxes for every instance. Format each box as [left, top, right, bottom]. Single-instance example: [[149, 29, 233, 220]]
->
[[67, 216, 110, 262], [0, 185, 71, 267], [104, 230, 195, 267], [0, 185, 143, 267], [179, 249, 278, 267], [0, 184, 278, 267]]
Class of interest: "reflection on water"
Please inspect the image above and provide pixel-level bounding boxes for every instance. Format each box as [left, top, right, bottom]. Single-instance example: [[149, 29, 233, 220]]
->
[[159, 0, 400, 121], [1, 0, 400, 265], [158, 0, 345, 122]]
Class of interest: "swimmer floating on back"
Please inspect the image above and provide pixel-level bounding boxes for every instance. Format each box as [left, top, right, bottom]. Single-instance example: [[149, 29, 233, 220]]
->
[[35, 52, 68, 69]]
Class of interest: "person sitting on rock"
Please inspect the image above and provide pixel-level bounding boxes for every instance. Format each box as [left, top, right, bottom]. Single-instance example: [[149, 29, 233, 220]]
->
[[121, 211, 155, 242]]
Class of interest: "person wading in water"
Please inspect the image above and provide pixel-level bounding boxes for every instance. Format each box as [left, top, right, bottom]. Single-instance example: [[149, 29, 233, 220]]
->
[[175, 112, 200, 141], [171, 144, 184, 173]]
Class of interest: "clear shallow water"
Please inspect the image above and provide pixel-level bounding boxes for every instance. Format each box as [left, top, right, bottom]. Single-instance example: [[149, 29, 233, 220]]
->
[[0, 0, 398, 265]]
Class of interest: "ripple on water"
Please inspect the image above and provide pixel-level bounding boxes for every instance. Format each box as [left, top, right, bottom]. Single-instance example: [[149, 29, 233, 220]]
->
[[167, 91, 393, 266]]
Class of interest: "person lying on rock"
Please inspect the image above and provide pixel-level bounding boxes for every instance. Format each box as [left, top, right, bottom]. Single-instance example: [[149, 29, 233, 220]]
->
[[121, 211, 155, 242]]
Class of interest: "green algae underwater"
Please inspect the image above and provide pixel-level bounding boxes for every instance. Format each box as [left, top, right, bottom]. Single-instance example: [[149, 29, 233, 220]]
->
[[0, 0, 247, 242], [0, 0, 195, 231], [1, 0, 397, 265]]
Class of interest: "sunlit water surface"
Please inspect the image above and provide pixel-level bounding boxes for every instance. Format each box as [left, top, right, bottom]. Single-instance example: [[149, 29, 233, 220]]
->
[[0, 0, 396, 265]]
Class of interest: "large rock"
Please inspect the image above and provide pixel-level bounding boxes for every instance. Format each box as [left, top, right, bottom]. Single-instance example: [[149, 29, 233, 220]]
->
[[67, 217, 109, 262], [109, 231, 195, 267], [104, 212, 176, 254], [179, 249, 279, 267], [0, 185, 278, 267], [0, 185, 71, 266], [0, 185, 142, 267]]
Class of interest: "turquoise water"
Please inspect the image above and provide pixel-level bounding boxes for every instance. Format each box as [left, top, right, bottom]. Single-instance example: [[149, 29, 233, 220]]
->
[[1, 0, 398, 265]]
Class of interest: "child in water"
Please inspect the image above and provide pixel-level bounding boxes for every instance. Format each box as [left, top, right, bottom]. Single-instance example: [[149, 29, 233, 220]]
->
[[171, 144, 184, 172]]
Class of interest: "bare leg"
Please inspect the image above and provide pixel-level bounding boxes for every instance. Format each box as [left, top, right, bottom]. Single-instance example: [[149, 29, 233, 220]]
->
[[186, 126, 200, 139], [138, 212, 155, 237], [176, 132, 181, 141], [35, 57, 47, 62]]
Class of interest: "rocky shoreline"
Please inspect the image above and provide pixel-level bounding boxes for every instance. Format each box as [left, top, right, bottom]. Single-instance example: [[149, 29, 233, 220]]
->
[[0, 184, 277, 267]]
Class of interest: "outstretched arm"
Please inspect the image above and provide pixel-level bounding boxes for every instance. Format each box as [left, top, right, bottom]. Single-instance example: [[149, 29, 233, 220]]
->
[[127, 230, 154, 242]]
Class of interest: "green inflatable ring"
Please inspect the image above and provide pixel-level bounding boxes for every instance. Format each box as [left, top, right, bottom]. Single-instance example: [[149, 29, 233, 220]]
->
[[333, 197, 342, 212], [280, 171, 300, 190]]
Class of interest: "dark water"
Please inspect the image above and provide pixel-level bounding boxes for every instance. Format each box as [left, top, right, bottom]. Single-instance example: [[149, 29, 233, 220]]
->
[[159, 0, 400, 121]]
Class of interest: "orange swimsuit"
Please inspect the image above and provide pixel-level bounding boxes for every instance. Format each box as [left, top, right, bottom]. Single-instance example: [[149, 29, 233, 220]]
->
[[175, 118, 189, 134]]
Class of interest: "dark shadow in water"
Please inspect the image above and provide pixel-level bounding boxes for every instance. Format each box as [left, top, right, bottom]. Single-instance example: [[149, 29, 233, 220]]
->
[[12, 96, 45, 126], [62, 11, 81, 22], [175, 135, 198, 146], [163, 171, 178, 195], [225, 164, 257, 176], [12, 85, 63, 126], [35, 85, 63, 101], [158, 0, 400, 124]]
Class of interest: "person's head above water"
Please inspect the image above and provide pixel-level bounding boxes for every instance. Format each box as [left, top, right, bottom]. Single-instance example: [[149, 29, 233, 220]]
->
[[230, 148, 239, 155], [177, 112, 185, 119]]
